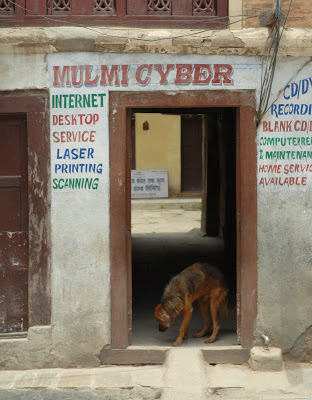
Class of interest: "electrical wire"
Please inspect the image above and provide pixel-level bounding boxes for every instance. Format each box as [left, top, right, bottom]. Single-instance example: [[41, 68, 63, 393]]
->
[[0, 1, 260, 41], [0, 15, 259, 34], [132, 16, 259, 42], [258, 22, 280, 121], [0, 7, 259, 29], [2, 1, 297, 125], [0, 14, 259, 43], [257, 0, 294, 122]]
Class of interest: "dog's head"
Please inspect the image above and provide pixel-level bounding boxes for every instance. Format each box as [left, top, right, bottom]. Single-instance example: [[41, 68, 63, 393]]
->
[[155, 304, 171, 332]]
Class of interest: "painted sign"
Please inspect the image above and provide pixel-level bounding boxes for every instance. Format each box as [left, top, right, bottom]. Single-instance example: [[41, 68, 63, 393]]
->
[[50, 87, 107, 192], [52, 63, 234, 88], [131, 169, 168, 198], [48, 53, 261, 193], [258, 73, 312, 189]]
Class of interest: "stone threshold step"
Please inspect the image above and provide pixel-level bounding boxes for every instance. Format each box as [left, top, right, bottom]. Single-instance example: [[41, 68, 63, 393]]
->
[[100, 346, 249, 365]]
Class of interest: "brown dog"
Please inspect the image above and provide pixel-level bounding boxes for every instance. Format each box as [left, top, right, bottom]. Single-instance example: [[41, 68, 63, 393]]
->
[[155, 262, 230, 346]]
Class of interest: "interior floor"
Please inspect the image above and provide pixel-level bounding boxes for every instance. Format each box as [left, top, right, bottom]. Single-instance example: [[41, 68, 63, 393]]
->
[[131, 229, 237, 347]]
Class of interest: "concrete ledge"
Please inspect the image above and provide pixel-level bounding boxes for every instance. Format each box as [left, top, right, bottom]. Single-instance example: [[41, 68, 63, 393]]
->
[[1, 27, 312, 57], [249, 346, 283, 371], [0, 326, 54, 370]]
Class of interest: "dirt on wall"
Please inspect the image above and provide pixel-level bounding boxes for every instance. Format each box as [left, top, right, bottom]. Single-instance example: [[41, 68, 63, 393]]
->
[[284, 325, 312, 362], [243, 0, 312, 29]]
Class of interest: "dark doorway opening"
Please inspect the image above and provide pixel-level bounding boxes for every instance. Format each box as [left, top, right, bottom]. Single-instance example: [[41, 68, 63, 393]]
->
[[0, 115, 29, 334], [181, 115, 203, 193], [131, 107, 237, 347], [0, 91, 51, 337]]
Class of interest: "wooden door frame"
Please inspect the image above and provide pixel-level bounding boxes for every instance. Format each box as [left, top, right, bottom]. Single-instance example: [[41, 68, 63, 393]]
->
[[110, 90, 257, 349], [0, 90, 51, 329]]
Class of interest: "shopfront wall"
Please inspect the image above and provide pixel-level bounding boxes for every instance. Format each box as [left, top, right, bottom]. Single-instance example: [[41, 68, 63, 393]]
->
[[0, 50, 311, 367]]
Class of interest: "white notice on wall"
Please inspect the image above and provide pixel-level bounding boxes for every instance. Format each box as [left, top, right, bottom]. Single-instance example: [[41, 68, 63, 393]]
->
[[131, 169, 169, 199]]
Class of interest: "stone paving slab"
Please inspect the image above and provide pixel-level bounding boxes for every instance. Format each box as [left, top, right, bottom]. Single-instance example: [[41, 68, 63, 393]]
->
[[206, 363, 312, 398], [1, 357, 312, 399]]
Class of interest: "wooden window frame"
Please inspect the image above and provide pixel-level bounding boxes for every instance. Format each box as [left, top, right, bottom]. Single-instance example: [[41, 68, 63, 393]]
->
[[0, 91, 51, 328], [1, 0, 228, 28], [109, 90, 257, 351]]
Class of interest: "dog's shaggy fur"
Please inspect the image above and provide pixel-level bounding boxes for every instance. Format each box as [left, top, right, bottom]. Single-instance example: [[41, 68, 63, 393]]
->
[[154, 262, 230, 346]]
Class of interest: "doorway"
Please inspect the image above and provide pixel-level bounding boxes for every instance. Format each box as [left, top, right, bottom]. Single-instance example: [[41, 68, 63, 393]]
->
[[0, 91, 50, 336], [109, 90, 257, 354], [130, 107, 237, 347], [0, 115, 28, 333]]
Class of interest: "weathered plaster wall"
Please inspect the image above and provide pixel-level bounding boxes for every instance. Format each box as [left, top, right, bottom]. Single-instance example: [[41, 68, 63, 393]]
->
[[51, 193, 110, 367], [255, 57, 312, 357], [243, 0, 312, 29], [229, 0, 243, 30], [1, 27, 312, 367], [2, 27, 312, 58], [135, 113, 181, 196], [1, 54, 46, 90]]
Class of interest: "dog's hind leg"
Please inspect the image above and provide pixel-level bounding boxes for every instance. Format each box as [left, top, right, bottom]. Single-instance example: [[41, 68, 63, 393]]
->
[[193, 297, 212, 338], [205, 287, 227, 343]]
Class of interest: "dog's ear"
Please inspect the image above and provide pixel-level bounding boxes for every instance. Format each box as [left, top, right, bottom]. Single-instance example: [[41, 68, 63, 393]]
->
[[154, 304, 163, 321], [155, 304, 162, 314]]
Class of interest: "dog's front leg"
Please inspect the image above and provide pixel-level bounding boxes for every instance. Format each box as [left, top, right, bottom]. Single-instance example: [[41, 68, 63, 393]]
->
[[183, 327, 189, 340], [173, 306, 193, 347]]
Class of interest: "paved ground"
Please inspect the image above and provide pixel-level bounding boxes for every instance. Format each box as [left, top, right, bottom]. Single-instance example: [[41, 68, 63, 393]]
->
[[1, 350, 312, 399], [131, 197, 202, 234], [1, 199, 312, 399]]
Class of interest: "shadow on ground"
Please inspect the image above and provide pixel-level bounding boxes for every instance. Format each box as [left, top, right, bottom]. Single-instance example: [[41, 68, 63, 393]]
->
[[131, 228, 237, 347]]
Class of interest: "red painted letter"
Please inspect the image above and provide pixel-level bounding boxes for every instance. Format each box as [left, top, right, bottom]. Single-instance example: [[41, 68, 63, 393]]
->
[[100, 65, 120, 86], [174, 64, 193, 84], [212, 64, 233, 85], [53, 66, 70, 87], [154, 64, 174, 84], [71, 66, 84, 87], [135, 64, 153, 85], [193, 64, 212, 84], [85, 66, 99, 86]]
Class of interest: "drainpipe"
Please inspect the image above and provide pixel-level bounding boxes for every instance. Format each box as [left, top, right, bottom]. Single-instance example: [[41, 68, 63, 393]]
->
[[261, 334, 270, 351]]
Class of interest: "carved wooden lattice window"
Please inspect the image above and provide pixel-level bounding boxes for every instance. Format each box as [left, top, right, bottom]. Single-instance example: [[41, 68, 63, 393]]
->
[[147, 0, 171, 14], [1, 0, 225, 25], [93, 0, 116, 14], [0, 0, 14, 15], [48, 0, 71, 13], [193, 0, 215, 13]]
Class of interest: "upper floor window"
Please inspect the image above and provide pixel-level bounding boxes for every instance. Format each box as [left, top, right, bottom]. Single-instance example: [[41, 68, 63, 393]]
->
[[0, 0, 14, 15], [0, 0, 228, 28]]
